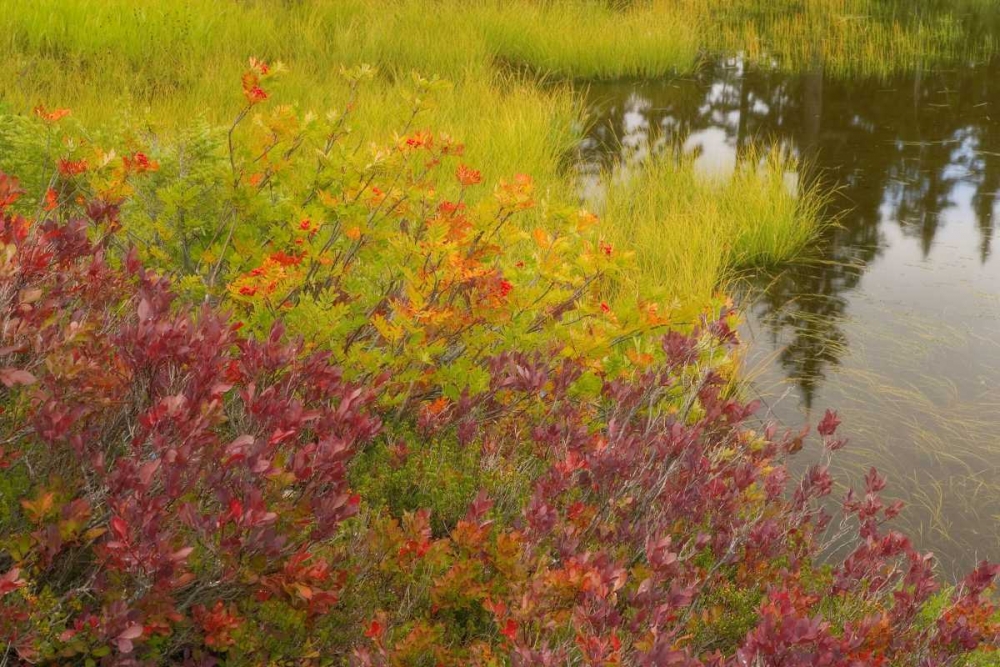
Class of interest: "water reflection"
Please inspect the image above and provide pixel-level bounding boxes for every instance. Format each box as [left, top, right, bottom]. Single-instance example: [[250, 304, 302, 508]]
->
[[579, 58, 1000, 573]]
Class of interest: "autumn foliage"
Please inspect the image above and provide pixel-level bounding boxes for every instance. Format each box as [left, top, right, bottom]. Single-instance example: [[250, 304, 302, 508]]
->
[[0, 170, 382, 661], [0, 61, 996, 665]]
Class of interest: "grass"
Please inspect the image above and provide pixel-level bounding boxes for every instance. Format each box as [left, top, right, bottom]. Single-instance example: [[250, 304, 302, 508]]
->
[[0, 0, 592, 199], [479, 1, 699, 79], [703, 0, 999, 78], [1, 0, 994, 123], [598, 145, 827, 316]]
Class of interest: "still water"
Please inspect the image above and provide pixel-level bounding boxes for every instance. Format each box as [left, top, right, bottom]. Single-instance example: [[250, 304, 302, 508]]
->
[[579, 58, 1000, 576]]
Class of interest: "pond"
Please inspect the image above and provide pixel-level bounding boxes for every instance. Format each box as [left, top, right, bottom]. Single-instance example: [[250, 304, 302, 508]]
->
[[578, 57, 1000, 576]]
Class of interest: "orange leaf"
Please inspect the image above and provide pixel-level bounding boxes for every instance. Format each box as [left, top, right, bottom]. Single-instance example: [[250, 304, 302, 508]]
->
[[20, 491, 55, 523]]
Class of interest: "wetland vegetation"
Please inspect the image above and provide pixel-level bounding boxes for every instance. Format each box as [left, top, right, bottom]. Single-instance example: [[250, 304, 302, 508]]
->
[[0, 1, 998, 664]]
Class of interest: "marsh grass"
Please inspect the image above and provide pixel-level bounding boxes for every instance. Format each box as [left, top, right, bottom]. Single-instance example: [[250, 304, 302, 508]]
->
[[1, 0, 995, 126], [0, 0, 586, 186], [478, 2, 699, 80], [702, 0, 998, 78], [2, 0, 991, 161], [598, 145, 827, 315]]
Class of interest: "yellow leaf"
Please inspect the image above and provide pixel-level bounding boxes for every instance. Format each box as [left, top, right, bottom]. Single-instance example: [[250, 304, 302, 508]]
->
[[371, 314, 403, 343], [318, 190, 339, 208], [84, 527, 108, 542]]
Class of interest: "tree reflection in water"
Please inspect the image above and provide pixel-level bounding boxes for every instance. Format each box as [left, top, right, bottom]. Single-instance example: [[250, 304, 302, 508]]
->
[[577, 58, 1000, 572]]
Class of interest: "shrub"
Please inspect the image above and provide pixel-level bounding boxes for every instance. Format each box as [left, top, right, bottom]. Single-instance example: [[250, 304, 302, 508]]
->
[[0, 62, 996, 666], [0, 172, 381, 662], [3, 62, 675, 414], [1, 168, 996, 663], [344, 341, 1000, 666]]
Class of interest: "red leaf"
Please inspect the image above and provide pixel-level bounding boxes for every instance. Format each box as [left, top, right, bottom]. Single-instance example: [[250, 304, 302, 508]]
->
[[171, 546, 194, 562], [501, 618, 518, 640], [228, 498, 244, 521], [116, 623, 143, 653], [110, 516, 128, 540], [0, 568, 25, 595], [0, 172, 23, 209], [364, 619, 384, 639], [0, 367, 36, 388], [137, 298, 152, 321], [817, 409, 841, 437], [138, 460, 160, 487]]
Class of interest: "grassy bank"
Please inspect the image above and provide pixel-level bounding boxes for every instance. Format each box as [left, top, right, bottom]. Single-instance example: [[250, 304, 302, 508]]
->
[[705, 0, 998, 78], [1, 0, 993, 120]]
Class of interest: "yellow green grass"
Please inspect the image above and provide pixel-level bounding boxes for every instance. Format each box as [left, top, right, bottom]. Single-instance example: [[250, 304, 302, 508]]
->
[[478, 1, 699, 79], [0, 0, 584, 188], [702, 0, 999, 78], [2, 0, 994, 125], [599, 146, 826, 315], [1, 0, 992, 110]]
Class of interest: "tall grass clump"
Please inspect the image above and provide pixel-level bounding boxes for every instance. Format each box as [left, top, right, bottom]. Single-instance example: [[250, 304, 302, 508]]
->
[[722, 146, 827, 266], [478, 0, 699, 79], [599, 145, 824, 313], [694, 0, 998, 77]]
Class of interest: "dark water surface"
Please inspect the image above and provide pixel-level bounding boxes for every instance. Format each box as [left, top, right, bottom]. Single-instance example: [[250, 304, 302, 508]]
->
[[579, 58, 1000, 576]]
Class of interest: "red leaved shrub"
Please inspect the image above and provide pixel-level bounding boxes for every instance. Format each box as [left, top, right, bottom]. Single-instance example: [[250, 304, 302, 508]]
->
[[0, 173, 380, 662], [348, 339, 1000, 667]]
